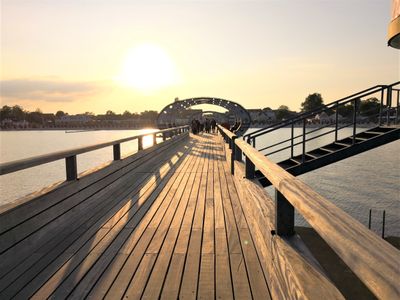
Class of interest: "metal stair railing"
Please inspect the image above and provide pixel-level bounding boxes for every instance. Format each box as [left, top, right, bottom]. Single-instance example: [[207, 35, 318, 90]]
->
[[244, 82, 399, 160]]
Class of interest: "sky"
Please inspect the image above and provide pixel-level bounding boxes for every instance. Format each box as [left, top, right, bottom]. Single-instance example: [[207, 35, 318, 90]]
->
[[1, 0, 399, 114]]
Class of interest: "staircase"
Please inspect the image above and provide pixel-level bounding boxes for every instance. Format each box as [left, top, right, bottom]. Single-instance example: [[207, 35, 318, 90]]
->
[[243, 82, 400, 187]]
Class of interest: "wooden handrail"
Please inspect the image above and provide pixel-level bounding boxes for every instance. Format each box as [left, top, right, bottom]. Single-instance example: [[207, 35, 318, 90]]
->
[[218, 125, 400, 299], [0, 126, 189, 176]]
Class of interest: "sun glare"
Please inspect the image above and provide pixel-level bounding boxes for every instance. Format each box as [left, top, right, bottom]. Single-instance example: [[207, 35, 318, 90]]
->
[[116, 44, 179, 92]]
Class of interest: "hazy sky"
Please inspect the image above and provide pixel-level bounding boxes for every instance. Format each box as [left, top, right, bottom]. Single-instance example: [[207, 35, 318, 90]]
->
[[1, 0, 399, 114]]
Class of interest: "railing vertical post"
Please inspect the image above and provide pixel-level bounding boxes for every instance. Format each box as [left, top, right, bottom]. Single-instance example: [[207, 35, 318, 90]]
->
[[386, 86, 392, 125], [65, 155, 77, 181], [235, 143, 242, 161], [396, 90, 399, 125], [162, 132, 166, 141], [335, 102, 339, 142], [113, 144, 121, 160], [353, 98, 358, 145], [229, 137, 233, 149], [368, 209, 372, 229], [382, 210, 386, 239], [245, 156, 255, 179], [290, 123, 294, 158], [138, 136, 143, 150], [275, 190, 294, 236], [379, 89, 384, 125], [231, 136, 237, 175], [153, 133, 157, 146], [302, 118, 306, 163]]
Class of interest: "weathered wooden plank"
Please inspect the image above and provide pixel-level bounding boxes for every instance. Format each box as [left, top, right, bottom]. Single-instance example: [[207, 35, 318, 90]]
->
[[160, 253, 186, 299], [122, 253, 158, 299], [229, 253, 252, 299], [179, 229, 202, 299], [198, 253, 215, 299]]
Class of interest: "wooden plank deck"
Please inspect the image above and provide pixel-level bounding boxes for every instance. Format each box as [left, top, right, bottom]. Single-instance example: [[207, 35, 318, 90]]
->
[[0, 133, 271, 299]]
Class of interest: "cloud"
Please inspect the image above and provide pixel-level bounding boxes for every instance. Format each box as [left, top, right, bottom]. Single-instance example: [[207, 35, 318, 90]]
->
[[0, 78, 105, 102]]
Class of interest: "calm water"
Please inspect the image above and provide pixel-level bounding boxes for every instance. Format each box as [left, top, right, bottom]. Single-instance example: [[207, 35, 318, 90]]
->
[[0, 128, 399, 236]]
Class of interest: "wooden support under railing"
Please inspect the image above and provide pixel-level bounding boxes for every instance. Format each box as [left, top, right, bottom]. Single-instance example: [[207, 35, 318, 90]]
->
[[217, 124, 400, 299]]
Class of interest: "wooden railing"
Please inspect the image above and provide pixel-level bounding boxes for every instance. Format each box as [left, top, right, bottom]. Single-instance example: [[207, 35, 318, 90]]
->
[[218, 124, 400, 299], [0, 126, 189, 181]]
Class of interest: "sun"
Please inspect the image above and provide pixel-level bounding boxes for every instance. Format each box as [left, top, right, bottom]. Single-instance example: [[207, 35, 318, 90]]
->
[[116, 43, 179, 92]]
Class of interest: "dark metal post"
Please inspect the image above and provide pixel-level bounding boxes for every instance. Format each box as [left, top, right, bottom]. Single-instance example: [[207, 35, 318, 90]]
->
[[382, 210, 386, 239], [386, 86, 392, 125], [379, 89, 384, 126], [290, 123, 294, 158], [162, 132, 166, 141], [368, 209, 372, 229], [229, 137, 232, 149], [235, 144, 242, 161], [65, 155, 77, 181], [275, 190, 294, 236], [245, 156, 255, 179], [231, 136, 237, 175], [252, 138, 256, 148], [113, 144, 121, 160], [335, 102, 339, 142], [396, 90, 399, 125], [302, 118, 306, 163], [352, 99, 358, 145], [138, 136, 143, 150]]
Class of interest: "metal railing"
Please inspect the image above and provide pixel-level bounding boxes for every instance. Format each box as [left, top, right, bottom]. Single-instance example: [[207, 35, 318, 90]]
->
[[244, 82, 400, 159], [0, 126, 189, 181], [217, 124, 400, 299]]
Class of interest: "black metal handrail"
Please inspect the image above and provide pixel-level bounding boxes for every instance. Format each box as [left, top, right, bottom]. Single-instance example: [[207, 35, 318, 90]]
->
[[245, 82, 399, 140], [0, 126, 189, 180], [243, 82, 399, 161]]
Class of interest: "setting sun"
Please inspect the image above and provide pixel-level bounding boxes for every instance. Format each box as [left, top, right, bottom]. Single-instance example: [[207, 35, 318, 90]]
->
[[116, 44, 180, 93]]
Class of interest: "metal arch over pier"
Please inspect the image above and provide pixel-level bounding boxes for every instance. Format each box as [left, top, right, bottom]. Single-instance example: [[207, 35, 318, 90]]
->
[[157, 97, 251, 136]]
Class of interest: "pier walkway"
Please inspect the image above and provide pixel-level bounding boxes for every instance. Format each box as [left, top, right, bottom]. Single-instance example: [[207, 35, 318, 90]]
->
[[1, 123, 399, 300], [0, 133, 271, 299]]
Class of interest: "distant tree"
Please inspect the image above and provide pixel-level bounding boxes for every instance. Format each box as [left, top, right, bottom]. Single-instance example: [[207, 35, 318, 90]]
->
[[11, 105, 26, 121], [276, 105, 291, 120], [84, 111, 94, 116], [0, 105, 12, 120], [56, 110, 66, 117], [360, 97, 380, 116], [106, 110, 116, 116], [263, 107, 272, 111], [301, 93, 324, 112], [123, 110, 132, 118]]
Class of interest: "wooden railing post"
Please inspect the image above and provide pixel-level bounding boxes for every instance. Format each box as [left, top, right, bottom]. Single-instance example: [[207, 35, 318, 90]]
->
[[153, 133, 157, 146], [290, 123, 294, 158], [138, 136, 143, 150], [65, 155, 77, 181], [113, 144, 121, 160], [275, 190, 294, 236]]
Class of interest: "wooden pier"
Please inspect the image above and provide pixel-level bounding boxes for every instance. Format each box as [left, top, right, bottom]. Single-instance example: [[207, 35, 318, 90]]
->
[[0, 126, 399, 299]]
